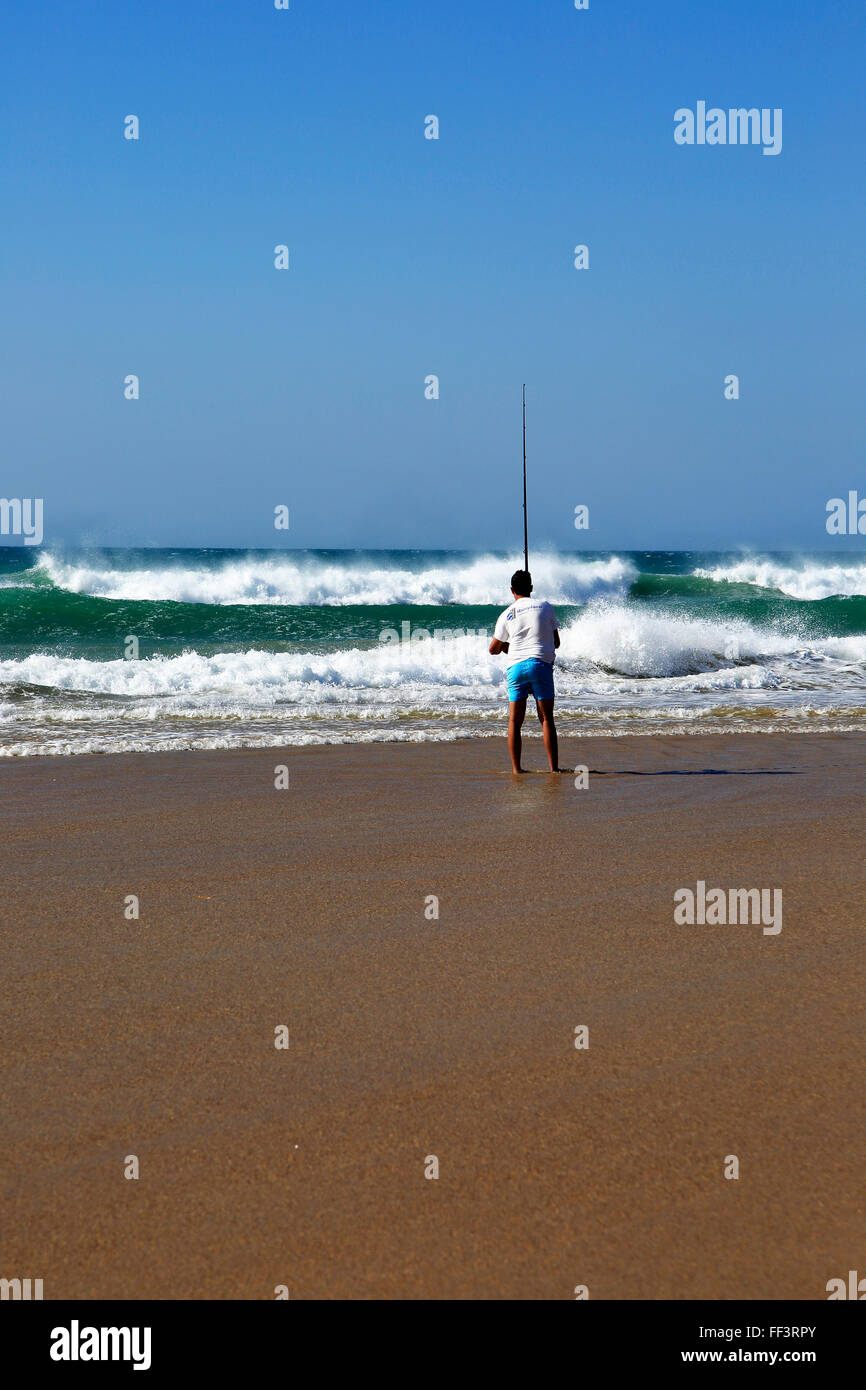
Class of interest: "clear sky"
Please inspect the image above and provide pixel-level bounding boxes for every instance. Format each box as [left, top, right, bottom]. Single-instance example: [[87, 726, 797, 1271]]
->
[[2, 0, 864, 551]]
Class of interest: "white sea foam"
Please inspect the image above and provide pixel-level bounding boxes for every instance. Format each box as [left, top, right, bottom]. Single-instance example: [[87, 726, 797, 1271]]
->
[[694, 557, 866, 601], [560, 605, 797, 677], [22, 551, 866, 606], [33, 552, 636, 607], [2, 607, 864, 707]]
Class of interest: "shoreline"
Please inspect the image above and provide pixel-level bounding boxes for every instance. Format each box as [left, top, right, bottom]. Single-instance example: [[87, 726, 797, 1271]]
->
[[6, 720, 866, 766], [3, 733, 865, 1298]]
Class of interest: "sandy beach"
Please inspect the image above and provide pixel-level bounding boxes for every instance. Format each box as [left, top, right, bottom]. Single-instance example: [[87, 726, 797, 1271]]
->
[[2, 733, 864, 1300]]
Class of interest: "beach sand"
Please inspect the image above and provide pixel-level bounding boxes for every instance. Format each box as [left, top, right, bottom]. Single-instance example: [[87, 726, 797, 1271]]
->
[[2, 733, 864, 1300]]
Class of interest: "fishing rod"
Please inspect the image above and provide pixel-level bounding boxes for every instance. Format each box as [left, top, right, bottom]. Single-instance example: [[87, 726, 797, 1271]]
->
[[522, 383, 528, 572]]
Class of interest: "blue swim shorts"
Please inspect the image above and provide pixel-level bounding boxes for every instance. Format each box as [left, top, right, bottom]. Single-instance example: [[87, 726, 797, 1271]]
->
[[506, 658, 555, 703]]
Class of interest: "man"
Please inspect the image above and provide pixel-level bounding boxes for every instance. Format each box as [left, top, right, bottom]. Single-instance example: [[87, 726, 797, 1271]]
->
[[488, 570, 560, 774]]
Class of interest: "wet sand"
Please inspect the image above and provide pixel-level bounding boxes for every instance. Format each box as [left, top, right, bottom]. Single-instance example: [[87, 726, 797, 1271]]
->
[[2, 733, 865, 1299]]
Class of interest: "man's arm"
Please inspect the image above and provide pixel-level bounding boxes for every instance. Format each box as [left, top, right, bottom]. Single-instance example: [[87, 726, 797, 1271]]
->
[[554, 631, 560, 649], [489, 637, 509, 655]]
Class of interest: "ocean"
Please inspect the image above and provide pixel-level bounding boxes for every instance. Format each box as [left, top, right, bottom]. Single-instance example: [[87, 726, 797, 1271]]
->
[[2, 547, 866, 756]]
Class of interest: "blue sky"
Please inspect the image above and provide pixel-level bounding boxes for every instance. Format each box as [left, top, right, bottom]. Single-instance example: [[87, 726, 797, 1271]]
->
[[2, 0, 865, 551]]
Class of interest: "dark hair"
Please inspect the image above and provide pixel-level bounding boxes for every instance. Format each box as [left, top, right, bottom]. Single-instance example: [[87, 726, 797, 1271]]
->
[[510, 570, 532, 597]]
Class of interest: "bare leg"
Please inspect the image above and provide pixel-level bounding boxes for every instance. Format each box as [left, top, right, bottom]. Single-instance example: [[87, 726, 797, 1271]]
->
[[508, 699, 528, 773], [537, 698, 559, 772]]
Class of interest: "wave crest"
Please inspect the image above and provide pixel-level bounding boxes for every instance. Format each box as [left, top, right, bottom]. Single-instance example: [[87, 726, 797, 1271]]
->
[[32, 552, 636, 607], [695, 558, 866, 601]]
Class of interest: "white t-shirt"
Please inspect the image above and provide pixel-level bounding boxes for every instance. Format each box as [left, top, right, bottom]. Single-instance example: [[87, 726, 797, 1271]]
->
[[494, 598, 559, 668]]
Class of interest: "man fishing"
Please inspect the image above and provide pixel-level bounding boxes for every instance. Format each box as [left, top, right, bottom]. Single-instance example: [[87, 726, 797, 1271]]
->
[[489, 570, 560, 774]]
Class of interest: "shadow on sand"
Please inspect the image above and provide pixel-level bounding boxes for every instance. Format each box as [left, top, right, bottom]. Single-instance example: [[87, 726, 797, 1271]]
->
[[584, 768, 803, 776]]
